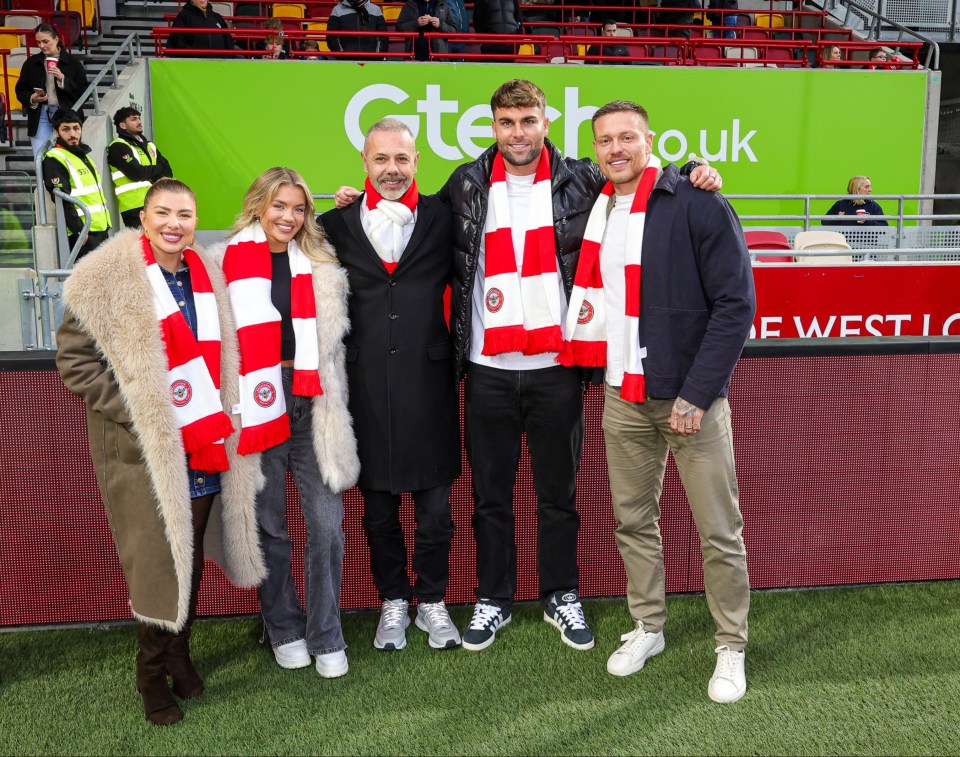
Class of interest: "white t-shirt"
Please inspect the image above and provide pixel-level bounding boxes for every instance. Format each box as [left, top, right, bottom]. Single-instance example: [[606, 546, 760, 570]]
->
[[600, 192, 634, 387], [470, 172, 568, 370]]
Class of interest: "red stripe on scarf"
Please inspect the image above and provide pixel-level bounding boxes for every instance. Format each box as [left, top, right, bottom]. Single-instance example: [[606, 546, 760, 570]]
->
[[484, 227, 518, 276], [236, 322, 282, 374], [290, 272, 316, 320], [625, 265, 641, 318], [620, 374, 646, 402], [220, 238, 272, 281], [293, 370, 322, 395], [364, 176, 419, 212]]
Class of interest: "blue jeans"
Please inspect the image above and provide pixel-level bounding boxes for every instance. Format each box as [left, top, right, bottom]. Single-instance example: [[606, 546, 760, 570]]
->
[[256, 368, 346, 656], [31, 106, 55, 157]]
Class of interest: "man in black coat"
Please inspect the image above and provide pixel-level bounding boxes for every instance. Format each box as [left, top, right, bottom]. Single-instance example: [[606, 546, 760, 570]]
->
[[167, 0, 237, 56], [319, 118, 462, 652]]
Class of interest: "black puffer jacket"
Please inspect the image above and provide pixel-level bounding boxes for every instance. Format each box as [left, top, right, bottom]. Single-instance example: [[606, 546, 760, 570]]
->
[[471, 0, 523, 34], [436, 139, 605, 379]]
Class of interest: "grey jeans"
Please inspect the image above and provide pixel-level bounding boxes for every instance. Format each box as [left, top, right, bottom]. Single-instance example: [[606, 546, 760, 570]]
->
[[256, 368, 346, 656]]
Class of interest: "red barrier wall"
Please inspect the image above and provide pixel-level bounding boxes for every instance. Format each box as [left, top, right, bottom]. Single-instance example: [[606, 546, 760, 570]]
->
[[2, 351, 959, 627]]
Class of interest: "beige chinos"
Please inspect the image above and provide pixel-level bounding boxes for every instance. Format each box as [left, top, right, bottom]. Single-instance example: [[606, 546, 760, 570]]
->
[[602, 385, 750, 650]]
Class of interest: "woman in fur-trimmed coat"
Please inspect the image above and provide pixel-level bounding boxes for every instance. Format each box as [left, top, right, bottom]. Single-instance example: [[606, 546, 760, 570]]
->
[[211, 166, 360, 680], [56, 180, 266, 726]]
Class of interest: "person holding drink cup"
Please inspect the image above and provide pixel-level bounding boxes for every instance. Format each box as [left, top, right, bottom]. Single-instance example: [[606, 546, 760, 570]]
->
[[14, 23, 89, 157], [824, 175, 888, 227]]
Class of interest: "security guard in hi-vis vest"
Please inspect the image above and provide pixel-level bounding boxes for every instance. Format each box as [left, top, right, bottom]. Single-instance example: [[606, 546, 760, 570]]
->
[[108, 107, 174, 229], [42, 109, 111, 261]]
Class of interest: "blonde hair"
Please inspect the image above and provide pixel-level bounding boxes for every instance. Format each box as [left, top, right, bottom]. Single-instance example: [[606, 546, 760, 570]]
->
[[847, 175, 870, 206], [231, 167, 336, 263]]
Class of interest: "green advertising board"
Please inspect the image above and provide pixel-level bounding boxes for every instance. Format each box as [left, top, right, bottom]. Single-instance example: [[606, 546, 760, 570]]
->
[[151, 61, 928, 230]]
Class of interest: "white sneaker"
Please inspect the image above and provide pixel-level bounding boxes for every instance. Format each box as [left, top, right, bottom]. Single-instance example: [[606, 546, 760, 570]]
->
[[374, 599, 411, 651], [315, 650, 349, 679], [708, 645, 746, 703], [606, 623, 665, 677], [273, 639, 311, 670]]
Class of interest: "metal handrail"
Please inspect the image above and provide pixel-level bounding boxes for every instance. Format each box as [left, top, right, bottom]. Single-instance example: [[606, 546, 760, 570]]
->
[[72, 31, 142, 118]]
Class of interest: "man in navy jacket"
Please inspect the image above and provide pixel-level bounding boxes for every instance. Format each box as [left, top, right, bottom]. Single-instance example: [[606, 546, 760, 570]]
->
[[576, 100, 755, 704]]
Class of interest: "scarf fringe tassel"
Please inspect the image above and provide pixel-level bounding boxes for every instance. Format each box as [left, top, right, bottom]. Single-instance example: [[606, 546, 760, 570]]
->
[[181, 412, 235, 454], [237, 415, 291, 456], [189, 444, 230, 474], [557, 340, 607, 368], [481, 326, 528, 356], [521, 327, 563, 356], [620, 374, 646, 403], [293, 369, 323, 397]]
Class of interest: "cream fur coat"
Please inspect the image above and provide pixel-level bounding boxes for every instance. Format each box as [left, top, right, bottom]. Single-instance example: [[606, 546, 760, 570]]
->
[[57, 230, 266, 632]]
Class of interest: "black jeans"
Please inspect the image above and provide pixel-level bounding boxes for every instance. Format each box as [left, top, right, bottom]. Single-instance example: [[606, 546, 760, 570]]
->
[[361, 484, 454, 604], [464, 362, 584, 610]]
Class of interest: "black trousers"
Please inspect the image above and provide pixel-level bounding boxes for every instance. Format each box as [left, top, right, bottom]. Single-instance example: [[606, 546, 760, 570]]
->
[[361, 484, 454, 604], [464, 362, 584, 611], [71, 229, 109, 262], [121, 207, 143, 230]]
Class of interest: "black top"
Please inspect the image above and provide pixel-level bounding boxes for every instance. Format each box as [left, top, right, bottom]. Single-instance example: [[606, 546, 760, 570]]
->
[[270, 252, 296, 361]]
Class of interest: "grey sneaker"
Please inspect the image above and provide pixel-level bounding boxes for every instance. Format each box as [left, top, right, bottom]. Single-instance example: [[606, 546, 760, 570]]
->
[[415, 601, 462, 649], [374, 599, 410, 651]]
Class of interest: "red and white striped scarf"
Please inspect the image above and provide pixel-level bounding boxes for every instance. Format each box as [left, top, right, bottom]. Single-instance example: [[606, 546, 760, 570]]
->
[[142, 234, 234, 472], [221, 223, 322, 455], [558, 155, 661, 402], [362, 177, 419, 274], [481, 147, 563, 356]]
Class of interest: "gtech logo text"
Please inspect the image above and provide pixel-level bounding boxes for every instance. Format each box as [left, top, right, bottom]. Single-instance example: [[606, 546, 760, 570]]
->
[[344, 83, 758, 163]]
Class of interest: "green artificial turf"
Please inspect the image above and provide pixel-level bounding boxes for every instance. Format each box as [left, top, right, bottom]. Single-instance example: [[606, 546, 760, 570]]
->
[[2, 582, 960, 756]]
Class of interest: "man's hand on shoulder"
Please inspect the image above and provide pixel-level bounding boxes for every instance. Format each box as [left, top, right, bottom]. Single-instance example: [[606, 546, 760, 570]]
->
[[335, 186, 362, 209], [689, 162, 723, 192]]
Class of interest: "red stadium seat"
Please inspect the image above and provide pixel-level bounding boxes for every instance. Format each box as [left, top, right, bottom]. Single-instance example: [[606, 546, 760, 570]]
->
[[744, 230, 793, 262]]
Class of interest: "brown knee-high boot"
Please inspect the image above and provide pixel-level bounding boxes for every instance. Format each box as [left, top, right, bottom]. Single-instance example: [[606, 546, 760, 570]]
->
[[136, 623, 183, 726], [166, 493, 214, 699]]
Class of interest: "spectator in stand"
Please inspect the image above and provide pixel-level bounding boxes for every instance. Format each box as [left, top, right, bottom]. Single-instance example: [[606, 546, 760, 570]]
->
[[824, 176, 888, 227], [15, 24, 88, 158], [586, 19, 629, 64], [167, 0, 237, 57], [255, 18, 291, 59], [655, 0, 701, 39], [327, 0, 388, 59], [820, 44, 842, 68], [302, 39, 322, 56], [397, 0, 459, 61], [447, 0, 468, 55], [108, 106, 174, 229], [707, 0, 738, 40], [471, 0, 523, 58], [867, 48, 888, 69], [42, 110, 111, 261]]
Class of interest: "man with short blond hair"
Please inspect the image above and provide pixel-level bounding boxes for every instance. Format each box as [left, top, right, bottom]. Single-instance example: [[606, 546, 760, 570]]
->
[[564, 99, 754, 702]]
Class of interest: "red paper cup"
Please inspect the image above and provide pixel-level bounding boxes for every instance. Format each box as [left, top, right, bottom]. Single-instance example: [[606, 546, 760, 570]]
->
[[855, 209, 867, 216], [45, 58, 59, 72]]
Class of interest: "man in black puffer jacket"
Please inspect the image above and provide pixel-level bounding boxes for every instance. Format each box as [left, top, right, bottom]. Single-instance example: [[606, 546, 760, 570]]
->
[[435, 79, 722, 654]]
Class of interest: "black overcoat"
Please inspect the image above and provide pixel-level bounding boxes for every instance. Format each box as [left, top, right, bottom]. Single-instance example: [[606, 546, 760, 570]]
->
[[320, 194, 461, 493]]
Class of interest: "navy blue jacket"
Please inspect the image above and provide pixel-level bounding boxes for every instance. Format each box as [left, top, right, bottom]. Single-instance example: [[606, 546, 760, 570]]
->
[[823, 198, 888, 227], [638, 163, 755, 409]]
